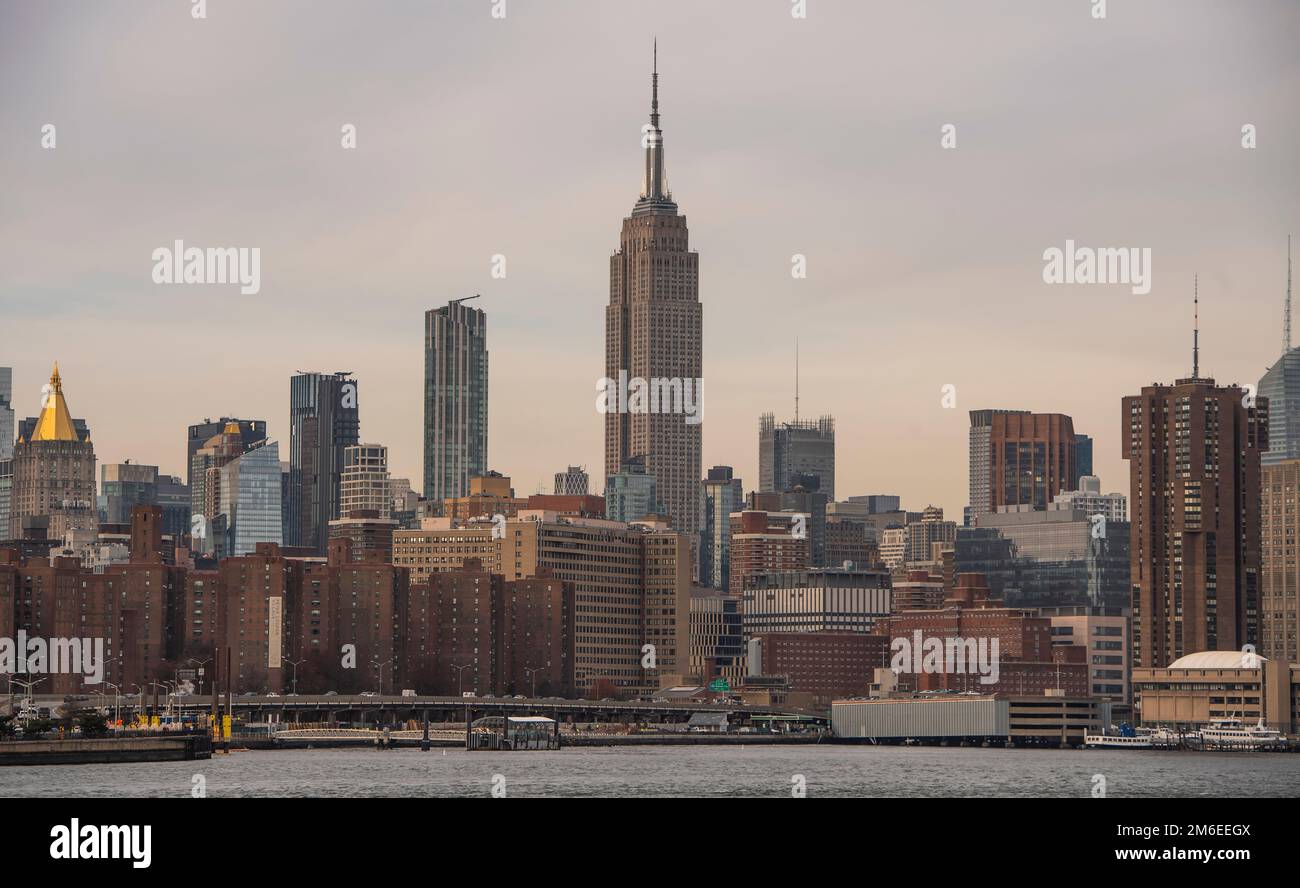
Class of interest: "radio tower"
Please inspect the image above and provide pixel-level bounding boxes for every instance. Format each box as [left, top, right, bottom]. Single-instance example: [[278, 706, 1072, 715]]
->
[[1286, 235, 1293, 356]]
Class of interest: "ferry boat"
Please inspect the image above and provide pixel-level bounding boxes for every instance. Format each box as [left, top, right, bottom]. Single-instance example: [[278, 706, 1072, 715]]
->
[[1197, 717, 1285, 751], [1084, 723, 1154, 749]]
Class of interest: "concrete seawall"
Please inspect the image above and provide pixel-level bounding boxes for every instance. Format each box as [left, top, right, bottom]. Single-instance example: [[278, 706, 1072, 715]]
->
[[562, 733, 825, 747], [0, 734, 212, 766]]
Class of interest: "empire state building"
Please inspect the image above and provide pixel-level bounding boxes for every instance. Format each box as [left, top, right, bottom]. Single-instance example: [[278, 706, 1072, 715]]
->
[[605, 45, 702, 546]]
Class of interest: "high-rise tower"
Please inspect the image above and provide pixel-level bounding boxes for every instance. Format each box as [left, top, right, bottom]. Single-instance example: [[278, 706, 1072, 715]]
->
[[424, 296, 489, 503], [605, 44, 703, 544], [9, 364, 96, 539], [288, 371, 359, 553], [1123, 282, 1267, 667], [1259, 237, 1297, 465]]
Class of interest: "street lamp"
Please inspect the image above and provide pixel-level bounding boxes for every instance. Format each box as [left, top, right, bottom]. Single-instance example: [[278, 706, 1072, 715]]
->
[[373, 658, 393, 696], [282, 658, 306, 696], [450, 663, 471, 697], [188, 657, 213, 697], [524, 666, 542, 699], [9, 678, 45, 725]]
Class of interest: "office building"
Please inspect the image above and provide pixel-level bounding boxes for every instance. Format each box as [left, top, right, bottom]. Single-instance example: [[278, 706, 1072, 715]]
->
[[191, 421, 259, 553], [728, 510, 809, 594], [689, 587, 745, 687], [9, 364, 96, 540], [186, 417, 266, 490], [741, 567, 891, 637], [968, 409, 1076, 518], [758, 413, 835, 498], [216, 439, 283, 557], [605, 456, 659, 523], [1261, 459, 1300, 661], [553, 466, 589, 496], [288, 371, 360, 553], [700, 466, 744, 589], [604, 51, 702, 542], [0, 366, 12, 461], [1072, 434, 1094, 487], [1043, 605, 1131, 704], [1051, 475, 1127, 522], [1259, 238, 1297, 466]]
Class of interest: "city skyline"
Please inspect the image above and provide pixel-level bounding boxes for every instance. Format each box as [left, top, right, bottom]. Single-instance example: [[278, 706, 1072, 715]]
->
[[2, 1, 1298, 518]]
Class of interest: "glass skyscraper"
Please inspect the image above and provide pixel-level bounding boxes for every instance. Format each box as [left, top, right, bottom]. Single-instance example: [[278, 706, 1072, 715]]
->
[[424, 297, 489, 502], [700, 465, 744, 589], [0, 367, 13, 461], [288, 371, 359, 553], [218, 440, 283, 557]]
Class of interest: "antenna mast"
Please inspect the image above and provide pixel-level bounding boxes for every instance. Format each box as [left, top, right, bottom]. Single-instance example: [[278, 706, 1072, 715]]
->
[[1287, 235, 1293, 355], [1192, 275, 1200, 381]]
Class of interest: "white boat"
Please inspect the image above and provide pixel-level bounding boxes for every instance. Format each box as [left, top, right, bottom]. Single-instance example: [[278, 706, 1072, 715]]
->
[[1197, 717, 1285, 750], [1085, 728, 1153, 749]]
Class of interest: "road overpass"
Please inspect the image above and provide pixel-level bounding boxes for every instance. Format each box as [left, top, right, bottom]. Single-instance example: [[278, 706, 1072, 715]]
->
[[24, 693, 827, 728]]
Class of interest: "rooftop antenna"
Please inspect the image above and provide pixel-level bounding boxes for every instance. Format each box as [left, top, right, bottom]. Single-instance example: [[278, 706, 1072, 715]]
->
[[795, 337, 800, 423], [1286, 235, 1294, 356], [1193, 274, 1200, 381]]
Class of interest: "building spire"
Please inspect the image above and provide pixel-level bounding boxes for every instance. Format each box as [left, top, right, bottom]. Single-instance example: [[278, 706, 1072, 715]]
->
[[641, 38, 667, 202], [1193, 274, 1200, 381], [31, 361, 78, 442], [795, 337, 800, 423], [651, 37, 659, 130], [1286, 234, 1293, 356]]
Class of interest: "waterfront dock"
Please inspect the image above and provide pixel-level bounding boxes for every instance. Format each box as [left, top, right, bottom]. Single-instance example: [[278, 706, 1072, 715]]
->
[[0, 733, 212, 766]]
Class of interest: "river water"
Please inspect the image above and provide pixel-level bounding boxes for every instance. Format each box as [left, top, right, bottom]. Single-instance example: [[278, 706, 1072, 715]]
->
[[3, 745, 1298, 797]]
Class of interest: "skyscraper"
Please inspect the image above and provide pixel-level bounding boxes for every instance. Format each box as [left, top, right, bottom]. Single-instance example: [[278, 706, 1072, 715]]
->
[[1122, 286, 1267, 667], [190, 421, 254, 553], [553, 465, 589, 496], [217, 439, 283, 558], [288, 371, 360, 553], [1262, 459, 1300, 661], [424, 296, 489, 503], [758, 413, 835, 498], [100, 462, 190, 538], [340, 443, 391, 518], [605, 46, 702, 544], [1073, 434, 1094, 487], [186, 417, 266, 489], [0, 366, 13, 461], [0, 367, 12, 541], [9, 365, 96, 540], [1259, 237, 1296, 466], [605, 456, 659, 523], [968, 409, 1075, 517], [700, 465, 744, 589]]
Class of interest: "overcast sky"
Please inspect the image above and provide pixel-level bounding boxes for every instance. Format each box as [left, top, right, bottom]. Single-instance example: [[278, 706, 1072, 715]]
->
[[2, 0, 1298, 513]]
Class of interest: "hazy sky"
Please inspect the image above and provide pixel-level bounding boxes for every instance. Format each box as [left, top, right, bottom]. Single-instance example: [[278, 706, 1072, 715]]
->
[[2, 0, 1298, 515]]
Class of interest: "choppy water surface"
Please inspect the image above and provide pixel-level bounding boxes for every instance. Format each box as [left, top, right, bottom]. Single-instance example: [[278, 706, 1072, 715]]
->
[[3, 745, 1298, 797]]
